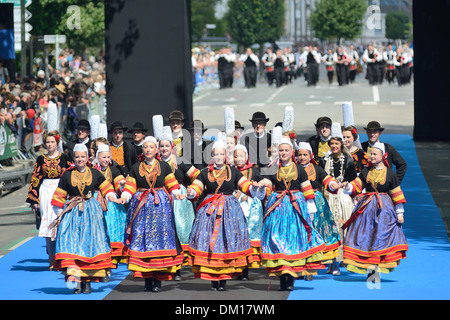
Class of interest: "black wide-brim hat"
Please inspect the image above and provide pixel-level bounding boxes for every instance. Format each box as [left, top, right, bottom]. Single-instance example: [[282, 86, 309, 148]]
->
[[364, 121, 385, 131], [250, 112, 269, 123], [76, 119, 91, 130], [127, 122, 148, 133], [187, 120, 207, 132], [109, 121, 128, 133], [315, 116, 332, 127], [235, 121, 244, 130], [167, 110, 185, 122]]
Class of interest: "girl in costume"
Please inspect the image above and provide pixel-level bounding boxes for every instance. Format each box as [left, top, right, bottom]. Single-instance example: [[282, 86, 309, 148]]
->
[[92, 144, 128, 270], [50, 143, 117, 294], [343, 142, 407, 281], [158, 128, 200, 280], [232, 144, 264, 281], [258, 138, 326, 291], [323, 123, 357, 274], [296, 142, 342, 277], [117, 136, 184, 292], [186, 137, 262, 291], [26, 130, 72, 270], [342, 125, 369, 175]]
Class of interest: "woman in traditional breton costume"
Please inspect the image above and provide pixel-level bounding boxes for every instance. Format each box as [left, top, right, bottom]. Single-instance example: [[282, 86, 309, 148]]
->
[[258, 138, 326, 291], [232, 144, 264, 280], [296, 142, 342, 277], [186, 136, 262, 291], [50, 144, 117, 294], [92, 144, 128, 270], [158, 126, 200, 279], [342, 125, 369, 175], [117, 136, 184, 292], [26, 130, 72, 270], [342, 142, 407, 281], [323, 123, 357, 273], [341, 102, 369, 175]]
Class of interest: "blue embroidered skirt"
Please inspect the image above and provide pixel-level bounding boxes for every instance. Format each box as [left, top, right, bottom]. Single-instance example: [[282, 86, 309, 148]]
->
[[189, 194, 253, 280], [236, 191, 264, 268], [124, 189, 183, 279], [343, 193, 408, 274], [54, 198, 113, 281], [313, 191, 341, 263], [104, 200, 127, 265], [261, 191, 326, 277]]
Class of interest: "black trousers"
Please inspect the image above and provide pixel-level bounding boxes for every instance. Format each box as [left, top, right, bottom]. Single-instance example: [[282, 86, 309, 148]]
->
[[327, 70, 334, 84], [336, 64, 348, 86], [223, 68, 234, 88], [307, 63, 319, 86], [366, 63, 377, 85], [275, 67, 285, 87], [244, 66, 257, 88]]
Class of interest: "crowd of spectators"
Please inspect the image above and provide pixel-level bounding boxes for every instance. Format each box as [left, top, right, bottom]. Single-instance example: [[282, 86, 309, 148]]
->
[[0, 48, 106, 166]]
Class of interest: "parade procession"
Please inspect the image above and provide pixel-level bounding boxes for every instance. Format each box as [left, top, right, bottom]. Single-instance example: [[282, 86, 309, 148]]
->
[[23, 101, 410, 294]]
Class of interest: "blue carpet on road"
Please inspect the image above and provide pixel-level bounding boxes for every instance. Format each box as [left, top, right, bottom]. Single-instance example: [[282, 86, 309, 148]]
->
[[0, 134, 449, 300], [288, 134, 450, 300]]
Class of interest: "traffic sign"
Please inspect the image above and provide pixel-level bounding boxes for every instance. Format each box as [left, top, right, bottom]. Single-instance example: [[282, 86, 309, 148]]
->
[[43, 35, 66, 44], [0, 0, 32, 7]]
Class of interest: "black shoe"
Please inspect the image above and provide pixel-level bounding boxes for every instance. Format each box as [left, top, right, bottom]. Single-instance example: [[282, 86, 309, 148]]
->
[[83, 281, 92, 294], [304, 274, 314, 281], [152, 278, 161, 292], [144, 278, 153, 292], [74, 282, 83, 294], [210, 281, 219, 291], [218, 280, 227, 291], [279, 274, 287, 291], [286, 275, 295, 291], [101, 273, 109, 282], [238, 268, 249, 281]]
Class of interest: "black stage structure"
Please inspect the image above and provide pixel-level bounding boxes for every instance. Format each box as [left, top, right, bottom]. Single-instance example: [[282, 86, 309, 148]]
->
[[412, 0, 450, 141], [104, 0, 193, 136]]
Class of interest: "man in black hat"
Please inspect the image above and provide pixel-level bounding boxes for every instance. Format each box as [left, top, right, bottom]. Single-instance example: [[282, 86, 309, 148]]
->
[[307, 116, 333, 167], [239, 112, 271, 168], [64, 119, 91, 161], [361, 121, 407, 184], [128, 122, 148, 156], [109, 121, 138, 175], [183, 120, 210, 170], [168, 110, 185, 157]]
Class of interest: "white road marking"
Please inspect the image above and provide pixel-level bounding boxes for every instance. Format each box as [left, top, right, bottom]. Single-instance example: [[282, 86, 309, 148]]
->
[[391, 101, 406, 105], [305, 101, 322, 105], [372, 85, 380, 102]]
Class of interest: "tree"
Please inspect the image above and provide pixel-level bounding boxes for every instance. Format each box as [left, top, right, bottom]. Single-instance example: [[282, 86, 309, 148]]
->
[[57, 2, 105, 56], [27, 0, 105, 56], [310, 0, 366, 43], [225, 0, 285, 50], [385, 11, 409, 40], [190, 0, 223, 41]]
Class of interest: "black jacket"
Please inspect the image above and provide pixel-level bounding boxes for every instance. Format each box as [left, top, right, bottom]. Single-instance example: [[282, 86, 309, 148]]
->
[[361, 141, 407, 184]]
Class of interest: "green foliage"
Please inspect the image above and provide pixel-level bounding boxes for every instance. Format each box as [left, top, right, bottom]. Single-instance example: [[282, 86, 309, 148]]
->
[[56, 2, 105, 55], [385, 11, 409, 40], [190, 0, 223, 40], [27, 0, 105, 55], [225, 0, 285, 47], [310, 0, 366, 42]]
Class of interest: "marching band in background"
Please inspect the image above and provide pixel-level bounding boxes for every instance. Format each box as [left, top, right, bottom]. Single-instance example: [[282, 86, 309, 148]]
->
[[192, 42, 413, 90]]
